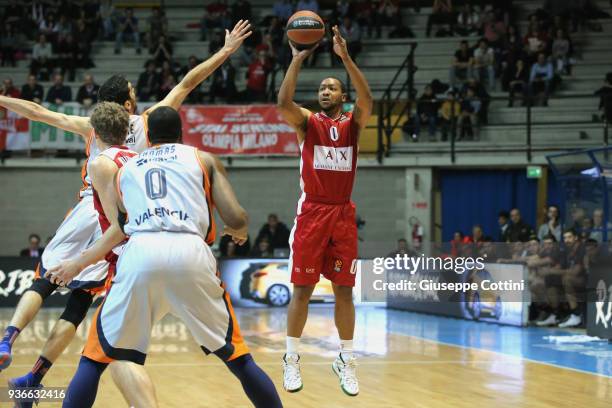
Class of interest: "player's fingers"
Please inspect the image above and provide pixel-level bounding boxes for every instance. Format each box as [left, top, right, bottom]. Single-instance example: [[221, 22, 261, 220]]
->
[[240, 23, 252, 35], [239, 19, 250, 31], [232, 20, 243, 32]]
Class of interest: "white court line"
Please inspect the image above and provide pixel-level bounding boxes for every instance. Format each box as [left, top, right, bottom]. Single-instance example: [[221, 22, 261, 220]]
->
[[388, 330, 612, 380]]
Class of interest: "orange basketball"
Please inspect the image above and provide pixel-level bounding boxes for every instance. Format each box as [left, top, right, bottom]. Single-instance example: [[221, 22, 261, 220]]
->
[[286, 11, 325, 48]]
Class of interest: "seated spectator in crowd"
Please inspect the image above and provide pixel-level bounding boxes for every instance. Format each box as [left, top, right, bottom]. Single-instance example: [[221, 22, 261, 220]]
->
[[501, 32, 525, 80], [209, 60, 237, 103], [137, 60, 160, 102], [523, 27, 548, 64], [450, 41, 472, 87], [201, 0, 231, 40], [231, 0, 252, 26], [471, 225, 486, 255], [219, 233, 251, 257], [590, 208, 608, 243], [458, 87, 480, 141], [568, 206, 586, 232], [20, 234, 44, 258], [472, 39, 496, 91], [482, 10, 506, 49], [1, 23, 18, 67], [76, 74, 99, 107], [455, 4, 480, 36], [537, 205, 562, 242], [31, 34, 54, 81], [450, 231, 467, 257], [245, 50, 272, 102], [551, 29, 571, 75], [256, 214, 290, 250], [158, 61, 177, 100], [498, 210, 511, 241], [378, 0, 402, 33], [55, 33, 78, 81], [296, 0, 319, 13], [1, 78, 20, 98], [209, 29, 226, 54], [54, 14, 73, 41], [74, 19, 95, 70], [45, 74, 71, 105], [250, 237, 274, 258], [337, 17, 362, 63], [150, 34, 173, 66], [21, 75, 44, 103], [332, 0, 351, 26], [529, 53, 553, 106], [439, 90, 460, 142], [115, 7, 141, 55], [579, 217, 594, 241], [505, 59, 528, 107], [427, 0, 454, 37], [39, 14, 57, 44], [273, 0, 294, 22], [148, 7, 168, 48], [387, 238, 415, 257], [181, 56, 203, 104], [595, 72, 612, 123], [100, 0, 118, 40], [411, 85, 438, 142], [506, 208, 535, 242]]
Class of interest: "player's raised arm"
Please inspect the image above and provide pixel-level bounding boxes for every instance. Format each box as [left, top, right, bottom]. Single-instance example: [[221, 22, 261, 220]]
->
[[0, 95, 91, 139], [332, 25, 373, 131], [147, 20, 252, 112], [199, 151, 249, 245], [276, 43, 315, 143]]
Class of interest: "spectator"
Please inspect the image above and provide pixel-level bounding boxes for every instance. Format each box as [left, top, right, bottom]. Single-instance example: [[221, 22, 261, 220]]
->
[[337, 16, 362, 63], [412, 85, 438, 142], [1, 78, 20, 98], [245, 50, 272, 102], [231, 0, 252, 26], [506, 208, 535, 242], [181, 56, 203, 104], [472, 39, 496, 91], [523, 27, 548, 64], [250, 236, 274, 258], [551, 29, 571, 75], [54, 14, 72, 41], [482, 10, 506, 49], [537, 205, 562, 242], [529, 53, 553, 106], [39, 14, 57, 45], [458, 87, 480, 141], [137, 60, 161, 102], [82, 0, 102, 40], [21, 75, 44, 103], [296, 0, 319, 13], [157, 61, 177, 100], [147, 7, 168, 48], [501, 31, 525, 76], [595, 72, 612, 123], [219, 234, 251, 257], [455, 4, 479, 36], [0, 23, 18, 67], [115, 7, 141, 55], [388, 238, 412, 257], [100, 0, 117, 40], [31, 34, 54, 81], [74, 18, 95, 70], [209, 60, 236, 103], [427, 0, 454, 37], [45, 74, 72, 105], [273, 0, 294, 22], [506, 59, 528, 107], [76, 74, 100, 107], [449, 41, 472, 87], [439, 90, 460, 142], [555, 229, 587, 328], [20, 234, 44, 258], [209, 29, 226, 54], [256, 214, 290, 250], [332, 0, 351, 26], [498, 210, 510, 241], [472, 224, 485, 243], [55, 33, 77, 81], [590, 208, 608, 243], [201, 0, 231, 41], [150, 34, 173, 66]]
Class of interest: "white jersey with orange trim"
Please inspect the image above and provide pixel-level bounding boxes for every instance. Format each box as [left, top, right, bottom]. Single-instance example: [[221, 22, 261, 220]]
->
[[119, 144, 216, 244], [80, 114, 149, 198]]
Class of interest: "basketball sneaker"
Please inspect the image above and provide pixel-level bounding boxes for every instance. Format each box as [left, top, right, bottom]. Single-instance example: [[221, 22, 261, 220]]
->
[[283, 353, 303, 392], [0, 340, 12, 370], [8, 374, 43, 408], [558, 313, 582, 328], [332, 353, 359, 396], [535, 313, 558, 327]]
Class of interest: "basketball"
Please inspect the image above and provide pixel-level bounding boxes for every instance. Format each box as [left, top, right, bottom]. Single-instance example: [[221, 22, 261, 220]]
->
[[286, 10, 325, 49]]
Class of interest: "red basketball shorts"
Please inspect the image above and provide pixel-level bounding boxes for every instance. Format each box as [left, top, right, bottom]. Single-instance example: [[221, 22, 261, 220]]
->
[[289, 198, 358, 287]]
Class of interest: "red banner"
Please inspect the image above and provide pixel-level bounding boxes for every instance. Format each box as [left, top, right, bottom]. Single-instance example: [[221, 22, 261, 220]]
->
[[180, 105, 299, 156]]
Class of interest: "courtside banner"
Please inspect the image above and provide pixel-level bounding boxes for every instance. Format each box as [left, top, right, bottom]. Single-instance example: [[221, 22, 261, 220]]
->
[[0, 257, 68, 307], [180, 105, 300, 156]]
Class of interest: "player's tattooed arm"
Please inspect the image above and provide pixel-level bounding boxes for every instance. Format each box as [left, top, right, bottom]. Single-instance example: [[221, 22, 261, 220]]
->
[[277, 42, 315, 144], [0, 95, 91, 139], [147, 20, 252, 112], [332, 25, 373, 132], [199, 151, 249, 245]]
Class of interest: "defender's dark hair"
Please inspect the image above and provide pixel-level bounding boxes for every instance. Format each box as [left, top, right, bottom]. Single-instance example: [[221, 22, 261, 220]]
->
[[148, 106, 182, 144], [98, 75, 130, 105]]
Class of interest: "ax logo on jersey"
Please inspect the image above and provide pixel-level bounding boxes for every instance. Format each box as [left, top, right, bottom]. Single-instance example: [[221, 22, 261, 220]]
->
[[313, 145, 353, 172]]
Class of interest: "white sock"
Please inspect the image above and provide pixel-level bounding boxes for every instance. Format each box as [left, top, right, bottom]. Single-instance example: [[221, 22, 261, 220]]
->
[[286, 336, 300, 356], [340, 339, 354, 360]]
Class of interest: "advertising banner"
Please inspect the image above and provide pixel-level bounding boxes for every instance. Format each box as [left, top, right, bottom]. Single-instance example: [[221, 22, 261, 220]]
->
[[587, 253, 612, 339], [0, 257, 69, 307]]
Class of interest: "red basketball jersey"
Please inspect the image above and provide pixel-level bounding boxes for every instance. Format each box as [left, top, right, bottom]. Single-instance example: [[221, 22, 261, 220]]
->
[[93, 146, 138, 233], [300, 111, 360, 203]]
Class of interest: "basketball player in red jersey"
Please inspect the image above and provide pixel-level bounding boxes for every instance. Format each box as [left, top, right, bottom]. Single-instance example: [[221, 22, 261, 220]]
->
[[277, 26, 372, 396]]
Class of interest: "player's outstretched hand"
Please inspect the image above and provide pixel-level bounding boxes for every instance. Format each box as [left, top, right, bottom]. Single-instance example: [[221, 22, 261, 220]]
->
[[222, 19, 252, 54], [290, 41, 318, 61], [223, 225, 248, 246], [332, 25, 349, 60], [47, 260, 82, 287]]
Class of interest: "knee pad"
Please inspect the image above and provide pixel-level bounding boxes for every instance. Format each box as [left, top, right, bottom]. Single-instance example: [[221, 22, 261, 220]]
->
[[27, 278, 59, 300], [60, 289, 94, 327]]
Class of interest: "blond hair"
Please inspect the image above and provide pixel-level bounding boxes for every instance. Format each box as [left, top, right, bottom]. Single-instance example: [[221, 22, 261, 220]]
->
[[90, 102, 129, 146]]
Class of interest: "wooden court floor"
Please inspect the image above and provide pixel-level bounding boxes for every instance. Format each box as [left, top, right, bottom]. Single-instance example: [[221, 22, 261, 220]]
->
[[0, 307, 610, 407]]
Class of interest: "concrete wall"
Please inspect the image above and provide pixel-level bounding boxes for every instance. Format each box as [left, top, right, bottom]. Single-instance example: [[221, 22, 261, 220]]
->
[[0, 164, 411, 258]]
